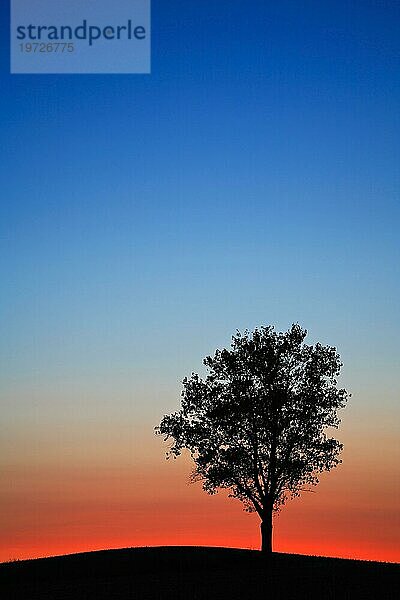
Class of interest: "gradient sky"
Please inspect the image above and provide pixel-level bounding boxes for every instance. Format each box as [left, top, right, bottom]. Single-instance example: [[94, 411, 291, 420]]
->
[[1, 0, 399, 563]]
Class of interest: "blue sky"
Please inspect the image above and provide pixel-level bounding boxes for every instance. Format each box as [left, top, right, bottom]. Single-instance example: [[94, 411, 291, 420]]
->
[[1, 0, 399, 422]]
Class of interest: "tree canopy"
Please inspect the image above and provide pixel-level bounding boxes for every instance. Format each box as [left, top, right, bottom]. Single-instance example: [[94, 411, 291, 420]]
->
[[156, 324, 349, 552]]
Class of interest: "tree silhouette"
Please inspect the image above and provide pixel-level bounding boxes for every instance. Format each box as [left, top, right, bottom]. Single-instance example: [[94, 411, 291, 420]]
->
[[156, 324, 349, 553]]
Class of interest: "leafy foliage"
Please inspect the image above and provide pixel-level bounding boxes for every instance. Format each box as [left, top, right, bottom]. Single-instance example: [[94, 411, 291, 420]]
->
[[156, 324, 349, 517]]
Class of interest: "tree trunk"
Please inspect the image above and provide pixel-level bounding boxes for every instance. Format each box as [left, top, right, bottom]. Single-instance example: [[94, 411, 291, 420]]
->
[[260, 508, 273, 553]]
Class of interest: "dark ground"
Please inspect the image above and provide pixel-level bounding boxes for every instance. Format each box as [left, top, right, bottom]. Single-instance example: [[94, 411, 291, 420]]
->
[[1, 546, 399, 600]]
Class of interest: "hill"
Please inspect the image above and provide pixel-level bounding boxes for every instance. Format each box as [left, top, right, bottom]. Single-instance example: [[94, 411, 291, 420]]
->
[[1, 546, 398, 600]]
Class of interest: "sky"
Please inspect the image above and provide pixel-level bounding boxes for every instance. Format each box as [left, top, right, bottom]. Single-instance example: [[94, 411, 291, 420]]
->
[[0, 0, 399, 562]]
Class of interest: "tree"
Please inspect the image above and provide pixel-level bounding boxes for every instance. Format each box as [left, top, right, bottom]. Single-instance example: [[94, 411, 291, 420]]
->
[[156, 324, 349, 553]]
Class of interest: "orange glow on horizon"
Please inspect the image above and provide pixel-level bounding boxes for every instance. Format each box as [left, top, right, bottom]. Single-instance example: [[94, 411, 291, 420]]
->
[[2, 536, 399, 565], [1, 461, 399, 564], [1, 419, 399, 565]]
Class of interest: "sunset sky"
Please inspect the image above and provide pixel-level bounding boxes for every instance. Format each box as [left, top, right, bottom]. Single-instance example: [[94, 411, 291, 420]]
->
[[1, 1, 399, 563]]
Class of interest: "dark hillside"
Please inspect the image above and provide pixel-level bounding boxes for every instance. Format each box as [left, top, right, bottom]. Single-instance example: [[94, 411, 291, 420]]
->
[[1, 546, 398, 600]]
